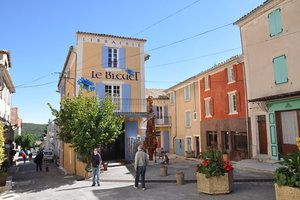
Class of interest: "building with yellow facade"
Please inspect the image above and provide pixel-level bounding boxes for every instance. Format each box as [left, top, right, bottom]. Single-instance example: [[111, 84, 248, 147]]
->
[[58, 31, 148, 176]]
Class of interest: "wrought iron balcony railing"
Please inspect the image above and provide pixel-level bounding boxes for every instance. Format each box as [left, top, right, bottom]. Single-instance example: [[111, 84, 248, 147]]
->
[[155, 116, 171, 126], [99, 98, 147, 113]]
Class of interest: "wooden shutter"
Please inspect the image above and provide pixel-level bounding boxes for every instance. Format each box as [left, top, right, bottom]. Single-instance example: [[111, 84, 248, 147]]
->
[[210, 98, 214, 116], [224, 68, 228, 83], [96, 83, 105, 100], [236, 91, 241, 112], [119, 48, 126, 69], [268, 9, 283, 37], [225, 95, 229, 114], [208, 75, 212, 89], [233, 64, 238, 82], [122, 84, 131, 112], [102, 46, 109, 68], [164, 106, 168, 124], [273, 55, 288, 84]]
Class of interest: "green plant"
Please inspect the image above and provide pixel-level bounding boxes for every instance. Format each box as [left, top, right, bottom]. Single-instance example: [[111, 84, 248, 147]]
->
[[15, 133, 36, 150], [0, 124, 6, 167], [0, 171, 8, 177], [275, 138, 300, 188], [48, 93, 124, 165], [196, 149, 233, 178]]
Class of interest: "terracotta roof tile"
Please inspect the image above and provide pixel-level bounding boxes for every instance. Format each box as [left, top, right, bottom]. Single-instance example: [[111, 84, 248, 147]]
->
[[77, 31, 147, 42]]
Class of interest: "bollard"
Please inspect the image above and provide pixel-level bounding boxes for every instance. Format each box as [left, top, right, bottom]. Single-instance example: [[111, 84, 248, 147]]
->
[[160, 165, 168, 177], [175, 171, 184, 185]]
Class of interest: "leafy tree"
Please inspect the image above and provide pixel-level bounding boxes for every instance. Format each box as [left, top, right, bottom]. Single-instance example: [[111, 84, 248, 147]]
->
[[0, 124, 6, 167], [49, 94, 124, 164], [21, 123, 47, 140], [15, 133, 36, 150]]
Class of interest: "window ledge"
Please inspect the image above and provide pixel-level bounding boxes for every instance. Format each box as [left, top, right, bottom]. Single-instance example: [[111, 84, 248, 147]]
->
[[227, 81, 236, 85], [184, 98, 191, 102], [205, 115, 212, 118], [105, 68, 122, 72], [229, 112, 238, 115], [204, 88, 210, 92]]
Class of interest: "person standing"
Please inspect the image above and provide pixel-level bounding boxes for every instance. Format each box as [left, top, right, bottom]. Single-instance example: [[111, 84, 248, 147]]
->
[[21, 151, 27, 163], [134, 145, 148, 190], [34, 151, 43, 171], [91, 148, 102, 187]]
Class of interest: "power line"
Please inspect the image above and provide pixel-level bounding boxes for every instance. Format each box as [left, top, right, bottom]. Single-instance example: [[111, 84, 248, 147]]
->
[[15, 72, 55, 87], [131, 0, 202, 37], [147, 47, 241, 68], [16, 80, 57, 88]]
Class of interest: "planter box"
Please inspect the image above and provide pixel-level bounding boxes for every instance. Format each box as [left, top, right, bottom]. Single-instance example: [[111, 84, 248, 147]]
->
[[0, 176, 7, 187], [275, 183, 300, 200], [197, 171, 233, 194]]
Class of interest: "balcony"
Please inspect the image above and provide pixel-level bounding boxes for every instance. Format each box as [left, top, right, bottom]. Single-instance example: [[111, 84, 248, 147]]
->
[[155, 116, 171, 127], [100, 98, 148, 117]]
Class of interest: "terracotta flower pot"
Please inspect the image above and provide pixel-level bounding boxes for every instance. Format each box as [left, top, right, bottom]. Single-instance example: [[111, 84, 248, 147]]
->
[[197, 171, 233, 194], [0, 175, 7, 187], [275, 183, 300, 200], [160, 165, 168, 177], [175, 171, 184, 185]]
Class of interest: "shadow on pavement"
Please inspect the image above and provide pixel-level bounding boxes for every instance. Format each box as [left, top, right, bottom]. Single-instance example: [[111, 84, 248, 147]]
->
[[8, 161, 77, 194]]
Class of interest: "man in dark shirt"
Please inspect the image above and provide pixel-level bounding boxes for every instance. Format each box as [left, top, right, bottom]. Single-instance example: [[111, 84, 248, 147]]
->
[[91, 148, 102, 186]]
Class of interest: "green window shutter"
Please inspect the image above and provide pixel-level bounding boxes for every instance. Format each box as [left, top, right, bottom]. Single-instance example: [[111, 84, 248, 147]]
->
[[268, 9, 283, 37], [273, 55, 288, 84]]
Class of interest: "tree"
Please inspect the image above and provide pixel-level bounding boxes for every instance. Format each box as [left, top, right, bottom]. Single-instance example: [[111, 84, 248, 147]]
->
[[49, 94, 124, 164], [0, 124, 6, 167], [15, 133, 36, 150]]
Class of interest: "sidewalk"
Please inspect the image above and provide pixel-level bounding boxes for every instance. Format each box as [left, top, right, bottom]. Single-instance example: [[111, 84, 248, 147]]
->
[[99, 155, 275, 183]]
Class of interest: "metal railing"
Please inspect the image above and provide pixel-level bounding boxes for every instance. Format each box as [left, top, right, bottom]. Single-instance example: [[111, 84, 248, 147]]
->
[[99, 98, 147, 113], [155, 116, 171, 126]]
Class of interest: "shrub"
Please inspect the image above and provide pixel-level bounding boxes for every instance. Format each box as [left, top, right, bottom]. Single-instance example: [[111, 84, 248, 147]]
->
[[196, 149, 233, 178]]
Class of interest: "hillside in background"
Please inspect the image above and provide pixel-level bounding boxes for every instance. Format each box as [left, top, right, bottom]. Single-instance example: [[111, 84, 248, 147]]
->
[[22, 123, 47, 140]]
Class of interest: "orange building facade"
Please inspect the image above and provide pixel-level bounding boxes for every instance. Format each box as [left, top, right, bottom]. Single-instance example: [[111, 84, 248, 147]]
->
[[199, 56, 248, 160]]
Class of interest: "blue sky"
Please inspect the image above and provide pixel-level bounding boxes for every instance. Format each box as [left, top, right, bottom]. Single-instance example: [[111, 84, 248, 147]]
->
[[1, 0, 264, 124]]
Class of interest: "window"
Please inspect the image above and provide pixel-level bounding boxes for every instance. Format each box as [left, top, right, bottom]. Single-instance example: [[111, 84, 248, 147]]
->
[[186, 137, 192, 152], [227, 66, 235, 83], [156, 106, 163, 119], [207, 131, 218, 149], [228, 92, 237, 114], [170, 92, 175, 104], [105, 85, 121, 110], [268, 8, 283, 37], [232, 132, 248, 152], [193, 112, 197, 120], [204, 98, 211, 117], [185, 111, 191, 127], [184, 85, 190, 101], [222, 131, 230, 153], [108, 48, 119, 68], [204, 76, 210, 90], [273, 55, 288, 84]]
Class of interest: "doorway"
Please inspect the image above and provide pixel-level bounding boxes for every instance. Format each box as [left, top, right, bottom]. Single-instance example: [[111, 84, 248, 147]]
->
[[195, 136, 200, 157], [257, 115, 268, 154]]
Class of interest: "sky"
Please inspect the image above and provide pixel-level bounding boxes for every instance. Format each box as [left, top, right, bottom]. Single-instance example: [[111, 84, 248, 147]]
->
[[1, 0, 265, 124]]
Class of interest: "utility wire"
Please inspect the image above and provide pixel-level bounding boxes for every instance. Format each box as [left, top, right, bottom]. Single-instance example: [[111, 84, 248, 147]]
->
[[16, 80, 57, 88], [131, 0, 202, 37]]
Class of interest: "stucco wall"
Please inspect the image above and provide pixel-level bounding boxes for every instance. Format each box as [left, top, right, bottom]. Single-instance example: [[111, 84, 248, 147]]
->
[[241, 0, 300, 100]]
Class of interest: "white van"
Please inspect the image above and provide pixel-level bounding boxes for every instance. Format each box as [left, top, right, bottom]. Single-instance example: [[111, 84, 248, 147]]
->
[[43, 150, 54, 162]]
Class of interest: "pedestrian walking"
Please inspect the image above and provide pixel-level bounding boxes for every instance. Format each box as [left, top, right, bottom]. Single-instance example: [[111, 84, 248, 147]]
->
[[29, 152, 33, 161], [34, 151, 43, 171], [22, 152, 27, 163], [91, 148, 102, 187], [134, 145, 148, 190]]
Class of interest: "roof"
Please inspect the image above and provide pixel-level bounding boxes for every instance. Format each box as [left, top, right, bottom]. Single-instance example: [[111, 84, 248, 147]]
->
[[0, 50, 12, 68], [77, 31, 147, 42], [249, 91, 300, 102], [145, 88, 168, 99], [234, 0, 275, 25], [58, 46, 73, 88], [165, 55, 243, 93]]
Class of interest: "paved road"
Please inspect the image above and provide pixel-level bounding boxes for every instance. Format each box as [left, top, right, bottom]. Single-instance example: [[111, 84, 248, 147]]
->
[[0, 160, 276, 200]]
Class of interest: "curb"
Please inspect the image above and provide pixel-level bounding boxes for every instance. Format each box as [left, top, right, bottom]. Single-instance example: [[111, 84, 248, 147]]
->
[[100, 178, 274, 183]]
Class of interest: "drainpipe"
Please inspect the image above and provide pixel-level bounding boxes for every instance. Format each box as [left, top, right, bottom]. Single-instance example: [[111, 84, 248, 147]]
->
[[241, 61, 251, 159], [172, 90, 177, 154], [71, 47, 78, 97]]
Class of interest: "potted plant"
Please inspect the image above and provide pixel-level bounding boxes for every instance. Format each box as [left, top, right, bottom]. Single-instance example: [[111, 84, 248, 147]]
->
[[0, 171, 8, 187], [196, 149, 234, 194], [274, 137, 300, 200]]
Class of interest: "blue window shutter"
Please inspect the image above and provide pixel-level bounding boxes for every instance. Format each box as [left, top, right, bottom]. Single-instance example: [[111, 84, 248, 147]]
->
[[122, 84, 131, 112], [164, 106, 168, 124], [153, 106, 157, 116], [268, 9, 282, 37], [102, 46, 108, 68], [96, 83, 105, 100], [119, 48, 125, 69], [273, 55, 288, 84]]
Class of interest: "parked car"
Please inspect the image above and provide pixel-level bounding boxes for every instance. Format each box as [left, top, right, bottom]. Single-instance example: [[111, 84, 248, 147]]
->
[[43, 150, 54, 162]]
